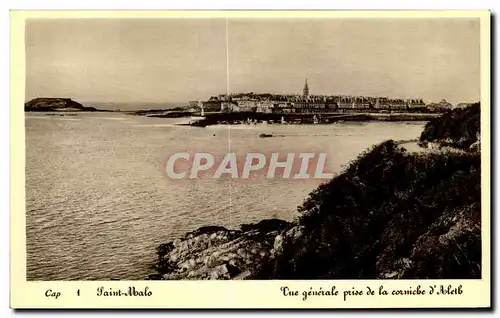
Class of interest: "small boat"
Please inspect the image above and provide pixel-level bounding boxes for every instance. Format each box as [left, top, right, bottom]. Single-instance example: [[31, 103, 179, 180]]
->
[[187, 105, 206, 124], [259, 133, 273, 138]]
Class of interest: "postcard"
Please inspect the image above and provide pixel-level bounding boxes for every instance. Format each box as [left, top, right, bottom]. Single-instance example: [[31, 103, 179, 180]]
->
[[10, 10, 491, 309]]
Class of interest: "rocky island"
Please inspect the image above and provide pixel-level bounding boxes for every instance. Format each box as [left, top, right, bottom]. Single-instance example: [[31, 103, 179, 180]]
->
[[25, 98, 106, 112], [149, 103, 482, 280]]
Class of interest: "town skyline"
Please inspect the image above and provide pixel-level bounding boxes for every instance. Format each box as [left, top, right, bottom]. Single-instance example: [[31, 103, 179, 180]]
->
[[26, 18, 480, 105]]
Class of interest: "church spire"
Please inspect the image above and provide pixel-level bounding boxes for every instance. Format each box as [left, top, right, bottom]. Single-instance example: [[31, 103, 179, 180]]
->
[[303, 78, 309, 98]]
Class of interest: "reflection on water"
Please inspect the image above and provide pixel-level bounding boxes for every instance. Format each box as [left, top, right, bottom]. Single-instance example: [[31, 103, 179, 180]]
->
[[25, 112, 426, 280]]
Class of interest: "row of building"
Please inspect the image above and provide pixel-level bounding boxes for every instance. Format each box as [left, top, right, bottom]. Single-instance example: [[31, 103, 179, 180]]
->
[[188, 80, 451, 114]]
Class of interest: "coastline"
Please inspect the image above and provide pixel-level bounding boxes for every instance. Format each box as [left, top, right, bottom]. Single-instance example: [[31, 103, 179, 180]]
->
[[175, 111, 442, 127]]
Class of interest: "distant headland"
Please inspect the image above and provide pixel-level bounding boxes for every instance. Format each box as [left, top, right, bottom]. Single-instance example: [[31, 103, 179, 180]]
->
[[24, 98, 110, 112]]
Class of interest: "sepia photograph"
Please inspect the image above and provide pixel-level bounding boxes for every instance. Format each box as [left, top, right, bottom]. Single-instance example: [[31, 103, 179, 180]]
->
[[21, 12, 486, 287]]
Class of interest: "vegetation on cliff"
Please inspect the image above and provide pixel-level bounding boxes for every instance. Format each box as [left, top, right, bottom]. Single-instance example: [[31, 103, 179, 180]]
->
[[261, 141, 480, 279], [419, 102, 480, 150], [260, 103, 482, 279], [25, 98, 100, 112]]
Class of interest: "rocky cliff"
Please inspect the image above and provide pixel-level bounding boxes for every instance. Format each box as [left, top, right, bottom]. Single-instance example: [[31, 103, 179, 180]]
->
[[263, 141, 480, 279], [151, 103, 482, 280]]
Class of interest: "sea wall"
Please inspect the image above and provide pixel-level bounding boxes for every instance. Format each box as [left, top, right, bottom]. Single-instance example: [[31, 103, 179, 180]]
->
[[150, 103, 482, 280]]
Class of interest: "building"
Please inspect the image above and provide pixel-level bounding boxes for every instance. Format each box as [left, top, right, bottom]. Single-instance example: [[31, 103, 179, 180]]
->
[[293, 96, 329, 113], [303, 78, 309, 98], [198, 77, 430, 114], [230, 103, 256, 112], [236, 100, 258, 110], [407, 98, 426, 109], [256, 101, 276, 113]]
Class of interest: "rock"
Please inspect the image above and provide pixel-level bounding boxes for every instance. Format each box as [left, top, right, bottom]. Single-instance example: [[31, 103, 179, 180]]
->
[[273, 235, 283, 254], [240, 218, 290, 234], [207, 255, 223, 268], [203, 256, 210, 266], [228, 259, 238, 267], [157, 242, 174, 256], [212, 264, 229, 279], [189, 259, 196, 268], [209, 272, 219, 280], [185, 226, 228, 238], [286, 226, 304, 241], [172, 239, 181, 248], [236, 248, 246, 258], [226, 263, 242, 277]]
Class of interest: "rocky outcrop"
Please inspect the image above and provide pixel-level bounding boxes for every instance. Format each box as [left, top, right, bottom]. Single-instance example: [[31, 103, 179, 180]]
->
[[151, 140, 481, 280], [25, 98, 100, 112], [419, 102, 480, 151], [149, 219, 291, 280]]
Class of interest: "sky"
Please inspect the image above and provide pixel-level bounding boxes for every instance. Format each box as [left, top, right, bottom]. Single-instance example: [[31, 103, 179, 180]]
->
[[25, 18, 481, 105]]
